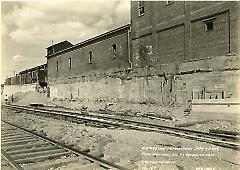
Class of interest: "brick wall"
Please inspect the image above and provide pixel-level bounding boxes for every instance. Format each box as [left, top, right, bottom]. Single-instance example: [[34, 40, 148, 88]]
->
[[191, 12, 229, 60], [157, 25, 184, 64], [130, 1, 239, 66], [48, 31, 130, 80], [132, 34, 153, 67], [130, 1, 152, 34], [190, 1, 221, 12], [156, 1, 184, 23]]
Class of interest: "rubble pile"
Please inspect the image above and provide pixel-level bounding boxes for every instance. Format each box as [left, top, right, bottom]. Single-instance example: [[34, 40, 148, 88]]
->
[[14, 91, 51, 106]]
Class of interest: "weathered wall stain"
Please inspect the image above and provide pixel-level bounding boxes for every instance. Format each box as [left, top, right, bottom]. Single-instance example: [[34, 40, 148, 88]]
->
[[47, 55, 240, 106]]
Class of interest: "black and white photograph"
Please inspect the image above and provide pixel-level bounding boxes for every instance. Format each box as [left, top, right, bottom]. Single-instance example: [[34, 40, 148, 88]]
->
[[1, 0, 240, 169]]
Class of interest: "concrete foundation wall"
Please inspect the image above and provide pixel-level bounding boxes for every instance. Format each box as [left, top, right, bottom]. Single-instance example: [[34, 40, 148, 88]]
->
[[3, 84, 36, 96], [48, 55, 240, 106]]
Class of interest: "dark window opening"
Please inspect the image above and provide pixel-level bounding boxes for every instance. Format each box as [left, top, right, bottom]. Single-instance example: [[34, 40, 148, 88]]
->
[[68, 58, 72, 69], [89, 51, 92, 64], [166, 1, 175, 5], [222, 91, 224, 99], [112, 44, 117, 59], [56, 61, 59, 71], [47, 49, 51, 55], [205, 21, 214, 31], [47, 47, 54, 55], [138, 1, 144, 16]]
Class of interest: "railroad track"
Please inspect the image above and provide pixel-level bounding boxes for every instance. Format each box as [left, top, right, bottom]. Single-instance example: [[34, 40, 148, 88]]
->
[[1, 120, 128, 170], [3, 104, 240, 150]]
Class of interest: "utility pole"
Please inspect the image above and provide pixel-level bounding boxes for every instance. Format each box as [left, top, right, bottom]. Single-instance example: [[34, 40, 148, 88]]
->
[[52, 40, 54, 53]]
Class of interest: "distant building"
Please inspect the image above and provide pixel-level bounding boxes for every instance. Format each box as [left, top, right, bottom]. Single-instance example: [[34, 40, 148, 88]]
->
[[4, 64, 47, 85], [46, 24, 131, 83], [1, 84, 4, 94], [130, 1, 239, 66]]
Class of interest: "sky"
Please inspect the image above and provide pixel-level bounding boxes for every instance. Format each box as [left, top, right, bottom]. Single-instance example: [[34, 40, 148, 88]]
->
[[1, 0, 130, 83]]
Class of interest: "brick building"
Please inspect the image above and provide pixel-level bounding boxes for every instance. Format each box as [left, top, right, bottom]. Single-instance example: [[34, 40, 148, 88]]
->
[[46, 40, 73, 56], [131, 1, 240, 67], [46, 24, 131, 83], [4, 1, 239, 104], [4, 64, 47, 85]]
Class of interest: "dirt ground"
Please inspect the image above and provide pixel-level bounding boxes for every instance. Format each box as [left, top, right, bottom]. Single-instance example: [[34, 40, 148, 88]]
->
[[2, 91, 240, 169], [2, 107, 240, 170], [6, 91, 240, 133], [51, 99, 240, 131]]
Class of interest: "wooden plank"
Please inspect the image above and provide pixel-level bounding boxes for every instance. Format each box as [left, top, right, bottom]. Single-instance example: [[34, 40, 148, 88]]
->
[[1, 129, 20, 133], [2, 139, 40, 147], [15, 151, 70, 164], [1, 149, 24, 170], [12, 148, 67, 160], [2, 141, 48, 151], [73, 163, 103, 170], [2, 136, 36, 143], [7, 145, 59, 155], [1, 128, 16, 131], [1, 132, 23, 136], [23, 156, 81, 170], [1, 135, 32, 141]]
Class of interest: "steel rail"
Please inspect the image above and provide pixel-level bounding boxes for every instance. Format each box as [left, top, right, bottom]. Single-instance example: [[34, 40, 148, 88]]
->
[[6, 104, 239, 139], [4, 104, 240, 150], [1, 120, 129, 170], [1, 149, 24, 170]]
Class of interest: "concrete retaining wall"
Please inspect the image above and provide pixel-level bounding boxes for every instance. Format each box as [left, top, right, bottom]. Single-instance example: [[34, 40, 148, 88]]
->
[[3, 84, 36, 97], [191, 99, 240, 114], [48, 55, 240, 106], [3, 55, 239, 106]]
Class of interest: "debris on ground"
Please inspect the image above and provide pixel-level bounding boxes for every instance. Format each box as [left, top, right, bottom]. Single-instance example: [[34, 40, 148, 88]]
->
[[8, 91, 240, 136], [2, 109, 240, 170], [12, 91, 52, 106]]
